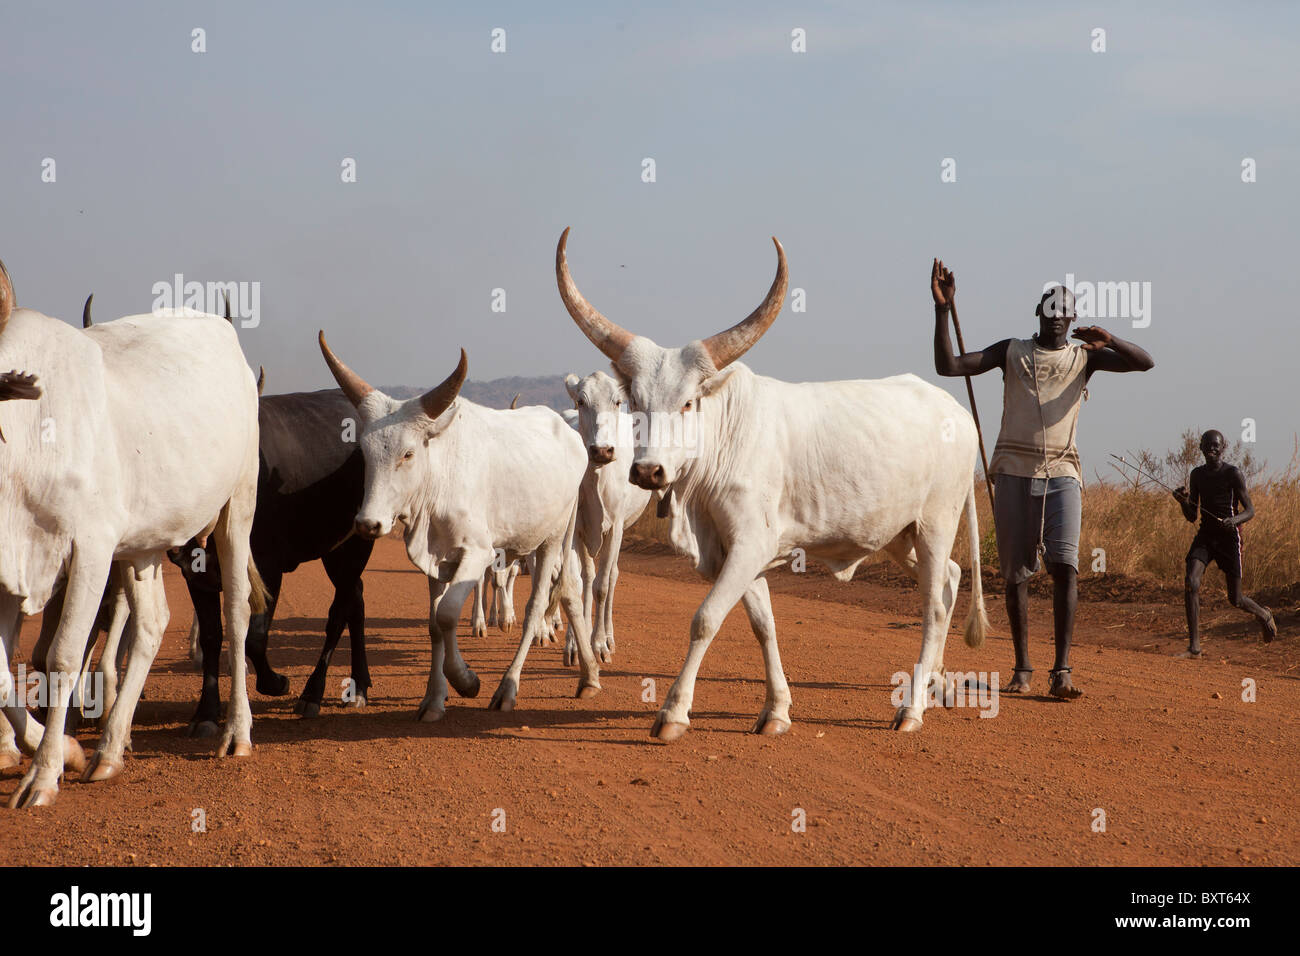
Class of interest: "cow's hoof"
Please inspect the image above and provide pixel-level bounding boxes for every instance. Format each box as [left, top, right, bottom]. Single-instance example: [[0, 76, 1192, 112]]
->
[[501, 620, 516, 634], [563, 642, 577, 667], [488, 680, 518, 712], [223, 740, 253, 758], [0, 748, 20, 770], [82, 752, 124, 783], [63, 738, 88, 774], [351, 693, 367, 709], [8, 785, 57, 809], [188, 720, 220, 739], [295, 700, 321, 719], [752, 716, 791, 737], [417, 705, 445, 723], [257, 673, 291, 697], [472, 623, 487, 639], [892, 717, 923, 732], [650, 716, 689, 742], [575, 681, 601, 700], [450, 670, 480, 699]]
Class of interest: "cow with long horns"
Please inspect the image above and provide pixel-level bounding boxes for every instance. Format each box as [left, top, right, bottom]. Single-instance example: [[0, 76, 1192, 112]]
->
[[316, 334, 596, 719], [0, 260, 262, 806], [555, 228, 990, 738]]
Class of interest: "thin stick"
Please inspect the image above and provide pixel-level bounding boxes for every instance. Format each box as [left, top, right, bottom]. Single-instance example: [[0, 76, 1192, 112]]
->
[[1108, 453, 1230, 522], [949, 298, 995, 513]]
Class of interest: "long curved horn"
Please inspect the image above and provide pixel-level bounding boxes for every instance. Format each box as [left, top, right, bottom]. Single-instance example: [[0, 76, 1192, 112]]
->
[[82, 293, 93, 328], [419, 349, 468, 420], [318, 331, 375, 407], [701, 237, 787, 369], [509, 393, 520, 410], [256, 366, 265, 396], [0, 259, 14, 336], [556, 228, 634, 362]]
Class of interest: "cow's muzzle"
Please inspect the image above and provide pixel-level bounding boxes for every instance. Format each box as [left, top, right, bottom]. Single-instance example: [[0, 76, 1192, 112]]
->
[[588, 444, 615, 465], [354, 518, 386, 540], [629, 461, 668, 490]]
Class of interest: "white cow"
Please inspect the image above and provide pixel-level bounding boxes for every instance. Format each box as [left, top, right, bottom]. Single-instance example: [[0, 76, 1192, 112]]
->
[[555, 228, 989, 739], [317, 334, 598, 719], [0, 261, 262, 806], [470, 557, 519, 637], [562, 372, 652, 665]]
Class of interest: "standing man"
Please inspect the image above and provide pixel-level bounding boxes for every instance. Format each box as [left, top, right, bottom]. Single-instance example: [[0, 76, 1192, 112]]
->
[[930, 261, 1154, 698], [1173, 429, 1277, 658]]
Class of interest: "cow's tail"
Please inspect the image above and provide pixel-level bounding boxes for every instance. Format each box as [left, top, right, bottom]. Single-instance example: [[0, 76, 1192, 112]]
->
[[962, 480, 990, 648], [545, 500, 582, 622], [247, 556, 269, 616]]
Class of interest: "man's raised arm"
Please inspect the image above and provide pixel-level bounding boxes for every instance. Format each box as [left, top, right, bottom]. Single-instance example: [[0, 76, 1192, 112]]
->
[[931, 258, 1009, 378]]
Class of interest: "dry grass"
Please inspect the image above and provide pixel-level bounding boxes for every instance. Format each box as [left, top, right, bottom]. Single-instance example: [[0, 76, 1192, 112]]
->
[[628, 454, 1300, 592]]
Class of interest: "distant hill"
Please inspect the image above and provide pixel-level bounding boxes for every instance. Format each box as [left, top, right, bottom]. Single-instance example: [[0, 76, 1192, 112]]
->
[[382, 374, 572, 411]]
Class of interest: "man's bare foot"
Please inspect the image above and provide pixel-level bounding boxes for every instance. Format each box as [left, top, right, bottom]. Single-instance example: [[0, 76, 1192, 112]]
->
[[1261, 612, 1277, 643], [1005, 669, 1032, 693], [1176, 648, 1203, 659], [1048, 669, 1083, 699]]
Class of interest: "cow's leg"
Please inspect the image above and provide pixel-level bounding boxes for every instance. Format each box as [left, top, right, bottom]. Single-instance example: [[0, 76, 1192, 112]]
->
[[651, 549, 767, 741], [0, 596, 26, 769], [96, 572, 131, 726], [248, 568, 290, 697], [186, 584, 225, 737], [418, 553, 489, 722], [187, 616, 202, 666], [83, 557, 170, 783], [341, 538, 375, 704], [564, 544, 597, 666], [471, 576, 487, 638], [740, 577, 793, 735], [214, 461, 259, 759], [500, 564, 518, 632], [592, 521, 625, 661], [492, 534, 598, 710], [889, 529, 959, 733], [883, 534, 954, 701], [295, 577, 349, 718], [8, 546, 108, 808], [0, 601, 79, 767]]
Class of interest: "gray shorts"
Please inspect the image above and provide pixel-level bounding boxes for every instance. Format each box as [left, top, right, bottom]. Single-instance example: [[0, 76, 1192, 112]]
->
[[993, 474, 1082, 584]]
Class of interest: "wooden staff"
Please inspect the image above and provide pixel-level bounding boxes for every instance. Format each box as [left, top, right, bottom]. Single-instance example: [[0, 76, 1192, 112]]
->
[[950, 297, 996, 513]]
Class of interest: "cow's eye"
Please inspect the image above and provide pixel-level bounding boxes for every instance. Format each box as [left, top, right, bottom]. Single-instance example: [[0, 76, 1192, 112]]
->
[[576, 399, 584, 408], [682, 400, 693, 412], [400, 450, 415, 465]]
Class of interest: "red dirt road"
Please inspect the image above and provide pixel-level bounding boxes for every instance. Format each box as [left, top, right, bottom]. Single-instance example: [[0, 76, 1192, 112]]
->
[[4, 537, 1297, 866]]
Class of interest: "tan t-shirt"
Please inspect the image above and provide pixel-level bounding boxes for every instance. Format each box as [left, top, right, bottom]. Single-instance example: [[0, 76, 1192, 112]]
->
[[988, 337, 1088, 482]]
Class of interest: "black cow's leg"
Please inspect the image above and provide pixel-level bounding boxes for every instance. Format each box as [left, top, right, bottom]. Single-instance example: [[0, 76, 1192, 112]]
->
[[337, 538, 373, 704], [249, 569, 290, 696], [187, 584, 225, 737], [295, 587, 348, 718]]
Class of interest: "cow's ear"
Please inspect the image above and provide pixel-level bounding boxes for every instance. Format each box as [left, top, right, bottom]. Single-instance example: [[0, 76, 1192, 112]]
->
[[699, 366, 737, 397], [423, 402, 460, 440], [564, 373, 580, 403]]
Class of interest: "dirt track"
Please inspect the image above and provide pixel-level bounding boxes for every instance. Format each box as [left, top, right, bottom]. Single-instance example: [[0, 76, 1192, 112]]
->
[[4, 537, 1297, 866]]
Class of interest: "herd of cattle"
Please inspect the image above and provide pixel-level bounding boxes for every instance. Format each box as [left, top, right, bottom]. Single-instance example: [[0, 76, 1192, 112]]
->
[[0, 229, 988, 808]]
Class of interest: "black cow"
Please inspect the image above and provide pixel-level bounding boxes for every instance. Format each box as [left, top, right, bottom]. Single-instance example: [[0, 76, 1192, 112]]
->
[[176, 388, 375, 735]]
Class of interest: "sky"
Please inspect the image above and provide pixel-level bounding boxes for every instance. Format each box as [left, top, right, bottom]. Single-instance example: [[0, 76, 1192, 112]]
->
[[3, 1, 1297, 475]]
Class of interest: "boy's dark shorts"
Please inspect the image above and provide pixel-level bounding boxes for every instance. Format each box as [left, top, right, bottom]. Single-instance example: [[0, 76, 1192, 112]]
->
[[1187, 529, 1242, 578]]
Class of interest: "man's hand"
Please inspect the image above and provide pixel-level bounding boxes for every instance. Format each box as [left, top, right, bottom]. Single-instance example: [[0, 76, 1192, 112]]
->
[[1071, 325, 1113, 351], [931, 258, 955, 309], [0, 370, 41, 401], [1173, 485, 1190, 504]]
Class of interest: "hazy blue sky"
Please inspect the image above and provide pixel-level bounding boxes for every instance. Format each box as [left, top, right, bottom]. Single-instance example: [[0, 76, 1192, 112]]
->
[[3, 1, 1297, 474]]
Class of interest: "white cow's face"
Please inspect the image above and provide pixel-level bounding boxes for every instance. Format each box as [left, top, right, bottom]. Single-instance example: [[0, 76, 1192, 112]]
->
[[352, 395, 459, 539], [318, 334, 467, 540], [611, 339, 733, 490], [564, 370, 627, 466], [554, 229, 787, 493]]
